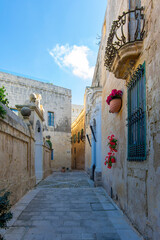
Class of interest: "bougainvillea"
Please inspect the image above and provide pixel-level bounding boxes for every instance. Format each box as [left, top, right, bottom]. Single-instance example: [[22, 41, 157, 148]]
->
[[106, 89, 123, 105], [104, 134, 117, 169]]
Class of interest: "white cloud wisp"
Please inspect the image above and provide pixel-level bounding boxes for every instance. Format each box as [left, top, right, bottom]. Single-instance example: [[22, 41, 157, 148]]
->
[[49, 44, 95, 80]]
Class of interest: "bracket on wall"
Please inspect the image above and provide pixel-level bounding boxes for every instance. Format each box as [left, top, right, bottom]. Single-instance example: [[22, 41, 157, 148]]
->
[[90, 125, 96, 142], [86, 134, 91, 147]]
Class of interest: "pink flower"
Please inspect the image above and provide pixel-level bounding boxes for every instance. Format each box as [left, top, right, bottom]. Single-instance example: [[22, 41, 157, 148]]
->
[[117, 90, 123, 96], [111, 89, 117, 94]]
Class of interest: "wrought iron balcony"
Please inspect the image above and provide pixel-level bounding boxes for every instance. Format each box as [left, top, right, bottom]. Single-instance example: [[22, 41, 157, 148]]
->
[[104, 7, 145, 79]]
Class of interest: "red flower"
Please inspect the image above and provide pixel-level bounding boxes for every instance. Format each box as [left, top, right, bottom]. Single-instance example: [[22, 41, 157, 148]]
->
[[107, 165, 112, 169], [104, 160, 108, 165], [105, 134, 118, 169], [111, 158, 116, 163]]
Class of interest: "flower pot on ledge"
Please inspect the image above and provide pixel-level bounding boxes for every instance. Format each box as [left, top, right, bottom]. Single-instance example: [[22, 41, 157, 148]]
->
[[61, 167, 66, 173], [109, 98, 122, 113]]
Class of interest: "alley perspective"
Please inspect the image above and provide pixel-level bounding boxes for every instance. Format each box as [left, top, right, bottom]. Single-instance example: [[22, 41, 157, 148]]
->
[[0, 0, 160, 240], [1, 172, 142, 240]]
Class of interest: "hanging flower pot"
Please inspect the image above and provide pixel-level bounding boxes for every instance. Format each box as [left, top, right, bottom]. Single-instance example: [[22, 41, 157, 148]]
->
[[106, 89, 123, 113], [109, 98, 122, 113]]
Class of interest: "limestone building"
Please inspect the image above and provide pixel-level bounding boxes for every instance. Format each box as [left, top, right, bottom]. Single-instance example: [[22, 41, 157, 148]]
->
[[71, 109, 85, 170], [72, 104, 84, 123], [84, 0, 160, 239], [0, 71, 71, 171]]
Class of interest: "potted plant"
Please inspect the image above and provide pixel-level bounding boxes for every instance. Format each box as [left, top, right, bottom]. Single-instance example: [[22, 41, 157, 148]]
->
[[104, 134, 117, 169], [106, 89, 123, 113], [61, 167, 66, 173]]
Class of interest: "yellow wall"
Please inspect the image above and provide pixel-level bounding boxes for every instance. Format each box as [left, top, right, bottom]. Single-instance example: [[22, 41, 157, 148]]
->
[[71, 109, 85, 170]]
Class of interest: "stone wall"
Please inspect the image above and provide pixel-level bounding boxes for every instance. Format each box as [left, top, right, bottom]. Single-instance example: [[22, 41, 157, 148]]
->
[[43, 143, 52, 179], [87, 0, 160, 239], [72, 104, 84, 123], [0, 72, 71, 171], [84, 88, 92, 174], [71, 109, 85, 170], [0, 104, 36, 205]]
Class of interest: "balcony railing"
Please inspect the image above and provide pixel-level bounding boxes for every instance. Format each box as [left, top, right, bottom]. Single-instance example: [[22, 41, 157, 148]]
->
[[104, 7, 145, 76]]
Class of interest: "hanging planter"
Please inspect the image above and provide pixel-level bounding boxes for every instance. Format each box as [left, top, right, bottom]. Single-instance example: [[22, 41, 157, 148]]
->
[[106, 89, 123, 113]]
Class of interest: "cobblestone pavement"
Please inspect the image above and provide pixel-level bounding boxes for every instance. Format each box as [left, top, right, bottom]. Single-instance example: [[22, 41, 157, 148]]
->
[[2, 171, 143, 240]]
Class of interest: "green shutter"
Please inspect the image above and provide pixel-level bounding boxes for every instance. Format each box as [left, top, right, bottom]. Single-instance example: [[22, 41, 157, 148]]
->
[[127, 62, 146, 161]]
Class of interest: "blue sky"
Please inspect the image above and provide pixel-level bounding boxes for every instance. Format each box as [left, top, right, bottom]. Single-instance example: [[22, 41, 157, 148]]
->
[[0, 0, 107, 105]]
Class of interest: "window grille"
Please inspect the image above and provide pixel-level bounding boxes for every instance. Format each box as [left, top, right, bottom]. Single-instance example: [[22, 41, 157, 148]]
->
[[48, 112, 54, 126], [127, 63, 146, 161]]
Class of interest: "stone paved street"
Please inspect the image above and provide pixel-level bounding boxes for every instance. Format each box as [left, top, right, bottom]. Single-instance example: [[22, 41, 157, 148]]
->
[[3, 171, 143, 240]]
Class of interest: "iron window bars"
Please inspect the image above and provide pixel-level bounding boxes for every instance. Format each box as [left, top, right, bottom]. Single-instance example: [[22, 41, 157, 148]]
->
[[127, 63, 146, 161]]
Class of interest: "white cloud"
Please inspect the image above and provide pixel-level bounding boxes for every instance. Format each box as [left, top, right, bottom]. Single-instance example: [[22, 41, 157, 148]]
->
[[49, 44, 95, 80]]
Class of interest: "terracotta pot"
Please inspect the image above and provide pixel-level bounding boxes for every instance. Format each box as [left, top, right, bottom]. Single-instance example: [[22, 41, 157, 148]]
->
[[109, 98, 122, 113]]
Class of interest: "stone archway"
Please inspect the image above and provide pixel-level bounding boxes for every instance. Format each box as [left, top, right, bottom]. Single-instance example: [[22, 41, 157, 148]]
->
[[35, 120, 43, 183]]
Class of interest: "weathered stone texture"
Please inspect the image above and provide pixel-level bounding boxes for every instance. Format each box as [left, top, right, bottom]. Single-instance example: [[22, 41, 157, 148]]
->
[[0, 72, 71, 170], [84, 89, 92, 173], [72, 104, 84, 123], [87, 0, 160, 239], [43, 144, 52, 179], [0, 104, 36, 205]]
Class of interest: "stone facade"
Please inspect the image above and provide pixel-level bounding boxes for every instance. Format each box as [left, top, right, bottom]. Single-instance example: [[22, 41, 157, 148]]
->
[[0, 103, 35, 205], [0, 102, 52, 205], [72, 104, 84, 123], [84, 0, 160, 239], [71, 109, 85, 170], [0, 71, 71, 171]]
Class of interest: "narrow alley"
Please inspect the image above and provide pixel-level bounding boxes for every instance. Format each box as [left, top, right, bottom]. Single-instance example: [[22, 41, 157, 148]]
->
[[3, 171, 142, 240]]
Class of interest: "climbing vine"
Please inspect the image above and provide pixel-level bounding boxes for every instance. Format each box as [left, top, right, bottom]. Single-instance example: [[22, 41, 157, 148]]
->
[[0, 86, 9, 119]]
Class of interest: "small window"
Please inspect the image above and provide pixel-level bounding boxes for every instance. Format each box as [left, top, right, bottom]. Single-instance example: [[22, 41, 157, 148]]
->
[[78, 132, 80, 143], [74, 134, 76, 143], [81, 129, 84, 140], [74, 147, 76, 154], [48, 112, 54, 126], [127, 63, 146, 161]]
